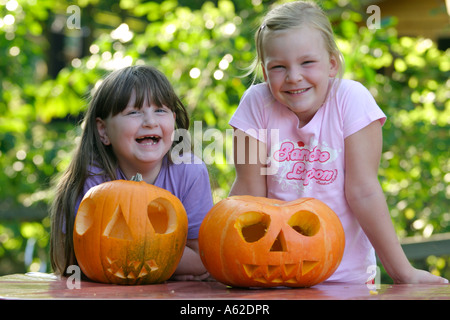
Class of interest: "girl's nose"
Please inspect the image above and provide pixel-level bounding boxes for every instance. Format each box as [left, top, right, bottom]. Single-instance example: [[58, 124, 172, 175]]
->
[[286, 67, 303, 83], [143, 110, 157, 127]]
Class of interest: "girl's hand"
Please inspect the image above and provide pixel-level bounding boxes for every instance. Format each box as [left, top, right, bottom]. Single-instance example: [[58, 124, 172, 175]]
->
[[397, 267, 449, 284], [344, 121, 448, 286]]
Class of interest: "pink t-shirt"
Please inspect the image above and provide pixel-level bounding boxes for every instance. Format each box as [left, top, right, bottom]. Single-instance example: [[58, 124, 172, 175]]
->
[[229, 79, 386, 283]]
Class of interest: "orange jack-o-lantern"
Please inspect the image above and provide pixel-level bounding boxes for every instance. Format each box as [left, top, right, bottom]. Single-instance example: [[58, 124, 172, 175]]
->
[[198, 196, 345, 287], [73, 174, 188, 285]]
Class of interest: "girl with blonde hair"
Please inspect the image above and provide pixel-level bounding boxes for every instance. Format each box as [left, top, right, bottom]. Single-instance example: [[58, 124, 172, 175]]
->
[[229, 1, 447, 284]]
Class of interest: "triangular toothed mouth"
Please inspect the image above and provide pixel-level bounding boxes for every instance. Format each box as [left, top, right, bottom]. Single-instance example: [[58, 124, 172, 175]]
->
[[105, 257, 159, 281], [242, 260, 319, 284]]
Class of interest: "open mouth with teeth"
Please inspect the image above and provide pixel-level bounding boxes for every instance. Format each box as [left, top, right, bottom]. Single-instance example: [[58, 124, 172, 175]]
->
[[287, 87, 310, 95], [136, 135, 161, 145]]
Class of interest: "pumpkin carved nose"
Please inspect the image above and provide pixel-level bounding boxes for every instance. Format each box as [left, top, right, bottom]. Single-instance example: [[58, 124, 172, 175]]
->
[[104, 205, 133, 241], [270, 231, 286, 252], [270, 231, 287, 252]]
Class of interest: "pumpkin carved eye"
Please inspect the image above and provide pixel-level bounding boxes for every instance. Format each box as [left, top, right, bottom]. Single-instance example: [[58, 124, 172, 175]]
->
[[288, 211, 320, 237], [235, 210, 320, 253], [101, 198, 178, 241], [235, 211, 270, 243], [75, 198, 95, 236], [147, 198, 177, 234], [235, 212, 288, 252]]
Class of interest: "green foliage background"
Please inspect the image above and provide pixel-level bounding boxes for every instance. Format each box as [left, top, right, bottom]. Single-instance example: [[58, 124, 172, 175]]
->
[[0, 0, 449, 282]]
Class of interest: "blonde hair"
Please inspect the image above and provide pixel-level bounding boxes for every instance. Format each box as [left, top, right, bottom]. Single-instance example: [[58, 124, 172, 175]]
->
[[49, 65, 189, 276], [248, 0, 345, 82]]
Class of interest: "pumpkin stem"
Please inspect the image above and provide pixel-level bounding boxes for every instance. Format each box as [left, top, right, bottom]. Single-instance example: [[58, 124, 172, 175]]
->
[[131, 173, 143, 182]]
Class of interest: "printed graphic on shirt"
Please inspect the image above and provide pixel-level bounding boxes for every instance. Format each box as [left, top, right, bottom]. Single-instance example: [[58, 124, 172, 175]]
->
[[269, 137, 340, 192]]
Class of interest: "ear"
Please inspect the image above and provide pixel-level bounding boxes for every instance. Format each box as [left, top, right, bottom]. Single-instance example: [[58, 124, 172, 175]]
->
[[328, 54, 339, 78], [96, 117, 110, 145]]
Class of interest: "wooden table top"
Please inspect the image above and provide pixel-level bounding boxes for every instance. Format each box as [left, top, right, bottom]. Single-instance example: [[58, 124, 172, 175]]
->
[[0, 272, 449, 301]]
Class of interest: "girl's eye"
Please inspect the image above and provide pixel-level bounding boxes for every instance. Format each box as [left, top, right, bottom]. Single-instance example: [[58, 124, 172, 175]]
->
[[156, 105, 171, 113], [126, 109, 142, 116], [303, 61, 315, 65]]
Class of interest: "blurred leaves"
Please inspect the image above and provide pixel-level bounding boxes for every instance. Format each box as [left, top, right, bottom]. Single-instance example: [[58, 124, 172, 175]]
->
[[332, 10, 450, 241], [0, 0, 448, 279]]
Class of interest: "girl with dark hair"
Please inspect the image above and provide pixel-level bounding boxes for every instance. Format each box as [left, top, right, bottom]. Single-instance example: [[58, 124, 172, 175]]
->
[[50, 65, 212, 281]]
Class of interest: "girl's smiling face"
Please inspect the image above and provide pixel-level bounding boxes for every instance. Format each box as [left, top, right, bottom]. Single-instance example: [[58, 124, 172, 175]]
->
[[262, 26, 339, 127], [96, 91, 176, 178]]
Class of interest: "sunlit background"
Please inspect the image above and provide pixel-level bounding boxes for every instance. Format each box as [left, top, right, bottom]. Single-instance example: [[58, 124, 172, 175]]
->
[[0, 0, 449, 283]]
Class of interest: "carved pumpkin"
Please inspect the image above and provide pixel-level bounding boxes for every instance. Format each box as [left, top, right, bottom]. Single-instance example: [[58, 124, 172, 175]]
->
[[73, 174, 188, 285], [198, 196, 345, 287]]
